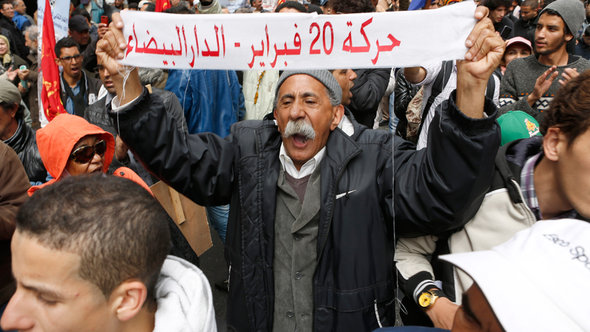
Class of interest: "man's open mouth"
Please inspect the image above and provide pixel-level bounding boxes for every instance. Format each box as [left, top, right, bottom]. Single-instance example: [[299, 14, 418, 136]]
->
[[292, 133, 310, 146]]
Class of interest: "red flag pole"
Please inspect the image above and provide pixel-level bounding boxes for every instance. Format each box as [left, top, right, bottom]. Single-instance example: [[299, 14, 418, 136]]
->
[[40, 0, 65, 121]]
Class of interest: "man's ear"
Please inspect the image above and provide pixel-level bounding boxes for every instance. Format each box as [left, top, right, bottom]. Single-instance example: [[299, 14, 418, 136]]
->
[[542, 127, 565, 162], [109, 279, 148, 322], [274, 108, 282, 132], [330, 104, 344, 131], [565, 32, 573, 42]]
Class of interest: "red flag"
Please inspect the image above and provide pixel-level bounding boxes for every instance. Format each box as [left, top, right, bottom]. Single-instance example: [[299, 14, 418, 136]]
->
[[155, 0, 171, 12], [40, 0, 65, 121]]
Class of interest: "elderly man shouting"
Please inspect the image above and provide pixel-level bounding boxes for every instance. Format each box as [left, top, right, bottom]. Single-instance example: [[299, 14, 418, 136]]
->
[[97, 8, 503, 331]]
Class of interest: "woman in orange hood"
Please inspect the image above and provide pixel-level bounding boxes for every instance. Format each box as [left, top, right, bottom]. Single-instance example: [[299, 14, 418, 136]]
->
[[28, 114, 198, 265], [28, 114, 148, 195]]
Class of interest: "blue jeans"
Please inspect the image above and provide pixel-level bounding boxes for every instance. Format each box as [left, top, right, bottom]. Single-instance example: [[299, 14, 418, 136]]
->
[[206, 205, 229, 244]]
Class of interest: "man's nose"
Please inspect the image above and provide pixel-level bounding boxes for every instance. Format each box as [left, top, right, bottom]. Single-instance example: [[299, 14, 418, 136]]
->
[[289, 100, 306, 120], [0, 291, 35, 330]]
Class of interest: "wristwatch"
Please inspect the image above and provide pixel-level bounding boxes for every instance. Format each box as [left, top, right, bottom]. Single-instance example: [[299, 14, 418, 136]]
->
[[418, 289, 445, 309]]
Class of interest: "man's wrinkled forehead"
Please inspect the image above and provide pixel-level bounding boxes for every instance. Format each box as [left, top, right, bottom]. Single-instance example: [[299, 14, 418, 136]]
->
[[278, 74, 325, 93], [275, 69, 342, 105]]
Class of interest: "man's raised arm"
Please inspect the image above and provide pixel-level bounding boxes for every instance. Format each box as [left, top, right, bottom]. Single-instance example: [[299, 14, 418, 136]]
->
[[95, 13, 235, 206], [457, 6, 504, 118], [96, 12, 142, 106], [394, 7, 505, 236]]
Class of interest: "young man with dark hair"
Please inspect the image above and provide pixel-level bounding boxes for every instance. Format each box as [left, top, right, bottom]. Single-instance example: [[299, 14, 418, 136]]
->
[[54, 36, 101, 117], [499, 0, 590, 121], [485, 0, 514, 38], [396, 70, 590, 330], [68, 14, 98, 73], [0, 175, 217, 331], [513, 0, 539, 43]]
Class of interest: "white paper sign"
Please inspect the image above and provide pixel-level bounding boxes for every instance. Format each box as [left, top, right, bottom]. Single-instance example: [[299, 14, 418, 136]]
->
[[120, 1, 476, 70]]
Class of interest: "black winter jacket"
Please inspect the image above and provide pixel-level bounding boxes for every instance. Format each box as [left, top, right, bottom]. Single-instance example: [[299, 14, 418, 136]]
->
[[0, 14, 28, 60], [348, 68, 391, 128], [108, 88, 500, 331], [4, 120, 46, 183]]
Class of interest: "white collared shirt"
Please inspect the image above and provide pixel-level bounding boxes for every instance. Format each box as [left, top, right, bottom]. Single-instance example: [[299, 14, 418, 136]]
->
[[276, 114, 352, 179], [279, 144, 325, 179]]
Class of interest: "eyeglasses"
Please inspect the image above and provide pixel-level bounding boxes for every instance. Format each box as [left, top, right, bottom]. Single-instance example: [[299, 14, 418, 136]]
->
[[59, 54, 82, 62], [70, 140, 107, 164]]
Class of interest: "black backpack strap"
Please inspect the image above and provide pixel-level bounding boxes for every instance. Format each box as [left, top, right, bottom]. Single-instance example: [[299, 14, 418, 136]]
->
[[494, 145, 523, 204], [485, 73, 497, 102]]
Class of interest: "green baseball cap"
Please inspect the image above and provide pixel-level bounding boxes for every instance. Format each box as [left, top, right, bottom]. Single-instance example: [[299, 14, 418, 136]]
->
[[497, 111, 542, 146]]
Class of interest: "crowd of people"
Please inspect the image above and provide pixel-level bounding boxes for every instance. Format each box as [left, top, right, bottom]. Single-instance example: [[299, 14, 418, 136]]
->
[[1, 0, 590, 331]]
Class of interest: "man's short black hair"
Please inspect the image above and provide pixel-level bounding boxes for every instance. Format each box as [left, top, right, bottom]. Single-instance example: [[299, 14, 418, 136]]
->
[[307, 3, 324, 13], [55, 37, 80, 57], [540, 70, 590, 143], [16, 175, 171, 307], [484, 0, 512, 10], [521, 0, 538, 8], [331, 0, 375, 13], [0, 0, 12, 10], [164, 0, 195, 13], [275, 0, 307, 12]]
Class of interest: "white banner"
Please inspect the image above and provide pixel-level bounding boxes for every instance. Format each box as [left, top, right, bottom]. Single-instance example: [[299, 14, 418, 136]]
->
[[37, 0, 69, 43], [120, 1, 477, 70]]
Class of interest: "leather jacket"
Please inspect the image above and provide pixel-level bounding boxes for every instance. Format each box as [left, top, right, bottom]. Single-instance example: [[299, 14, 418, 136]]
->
[[4, 120, 46, 183]]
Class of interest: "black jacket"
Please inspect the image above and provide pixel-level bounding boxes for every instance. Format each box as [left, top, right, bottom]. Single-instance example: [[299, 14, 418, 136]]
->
[[3, 120, 46, 183], [494, 16, 514, 39], [513, 17, 536, 44], [108, 88, 500, 331], [0, 14, 28, 60], [393, 69, 420, 139], [348, 68, 391, 128]]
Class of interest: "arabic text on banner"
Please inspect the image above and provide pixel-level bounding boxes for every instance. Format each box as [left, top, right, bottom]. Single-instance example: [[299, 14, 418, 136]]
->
[[120, 1, 476, 70]]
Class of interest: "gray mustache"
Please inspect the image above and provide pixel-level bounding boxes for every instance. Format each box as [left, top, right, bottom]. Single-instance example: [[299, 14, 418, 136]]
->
[[282, 120, 316, 140]]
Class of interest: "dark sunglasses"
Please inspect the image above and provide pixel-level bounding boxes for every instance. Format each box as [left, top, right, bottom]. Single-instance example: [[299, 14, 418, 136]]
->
[[70, 140, 107, 164]]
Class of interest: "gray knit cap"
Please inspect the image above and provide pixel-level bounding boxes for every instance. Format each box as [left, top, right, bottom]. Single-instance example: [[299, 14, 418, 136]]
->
[[539, 0, 585, 37], [275, 70, 342, 106], [0, 78, 21, 105]]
